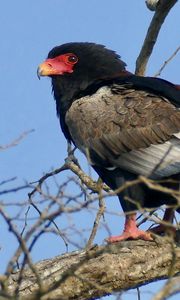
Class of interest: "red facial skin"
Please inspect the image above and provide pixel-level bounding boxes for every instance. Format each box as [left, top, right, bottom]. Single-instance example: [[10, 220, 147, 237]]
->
[[38, 53, 78, 77]]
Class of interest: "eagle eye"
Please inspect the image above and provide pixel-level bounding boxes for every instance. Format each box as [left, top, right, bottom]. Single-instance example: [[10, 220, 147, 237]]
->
[[67, 54, 78, 64]]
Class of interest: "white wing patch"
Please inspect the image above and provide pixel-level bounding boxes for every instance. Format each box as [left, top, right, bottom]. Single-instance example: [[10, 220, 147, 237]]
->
[[117, 133, 180, 178]]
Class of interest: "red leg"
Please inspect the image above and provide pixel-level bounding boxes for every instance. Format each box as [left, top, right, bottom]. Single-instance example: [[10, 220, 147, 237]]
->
[[107, 213, 152, 243], [150, 208, 175, 234]]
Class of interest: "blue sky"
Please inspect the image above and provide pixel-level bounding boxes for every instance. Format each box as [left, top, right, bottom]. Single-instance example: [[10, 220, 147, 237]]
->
[[0, 1, 180, 299]]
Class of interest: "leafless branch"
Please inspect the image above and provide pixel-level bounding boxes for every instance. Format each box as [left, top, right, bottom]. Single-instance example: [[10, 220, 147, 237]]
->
[[86, 187, 106, 249], [0, 130, 34, 150], [135, 0, 178, 75], [154, 45, 180, 77]]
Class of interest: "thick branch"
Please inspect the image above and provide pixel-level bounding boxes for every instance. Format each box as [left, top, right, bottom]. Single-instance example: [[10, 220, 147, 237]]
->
[[135, 0, 178, 75], [6, 238, 180, 300]]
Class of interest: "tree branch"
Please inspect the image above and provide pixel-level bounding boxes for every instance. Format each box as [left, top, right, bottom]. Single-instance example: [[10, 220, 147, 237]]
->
[[6, 238, 180, 300], [135, 0, 178, 75]]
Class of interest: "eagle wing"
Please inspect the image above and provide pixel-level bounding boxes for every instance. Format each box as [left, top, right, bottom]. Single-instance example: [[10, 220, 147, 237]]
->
[[65, 84, 180, 178]]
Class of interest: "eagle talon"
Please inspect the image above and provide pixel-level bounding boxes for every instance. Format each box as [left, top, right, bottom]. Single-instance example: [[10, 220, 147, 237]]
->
[[106, 230, 153, 243]]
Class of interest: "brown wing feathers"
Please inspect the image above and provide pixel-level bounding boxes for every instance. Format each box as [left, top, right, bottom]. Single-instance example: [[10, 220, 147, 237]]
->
[[65, 85, 180, 165]]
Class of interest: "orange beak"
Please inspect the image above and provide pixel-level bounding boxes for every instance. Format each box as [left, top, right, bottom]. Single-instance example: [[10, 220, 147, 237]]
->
[[37, 62, 55, 78], [37, 58, 74, 79]]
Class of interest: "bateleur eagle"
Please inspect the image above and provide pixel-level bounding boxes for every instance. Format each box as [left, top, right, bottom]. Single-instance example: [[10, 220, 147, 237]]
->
[[38, 42, 180, 242]]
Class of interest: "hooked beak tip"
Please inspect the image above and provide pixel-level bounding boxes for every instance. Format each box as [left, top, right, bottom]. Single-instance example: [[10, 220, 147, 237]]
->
[[37, 67, 41, 80]]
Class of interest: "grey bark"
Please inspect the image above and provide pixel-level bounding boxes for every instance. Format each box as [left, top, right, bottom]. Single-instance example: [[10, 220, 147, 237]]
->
[[5, 237, 180, 300]]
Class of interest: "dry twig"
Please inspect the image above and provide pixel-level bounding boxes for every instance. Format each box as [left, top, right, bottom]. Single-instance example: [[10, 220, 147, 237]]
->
[[154, 45, 180, 77], [0, 130, 34, 150]]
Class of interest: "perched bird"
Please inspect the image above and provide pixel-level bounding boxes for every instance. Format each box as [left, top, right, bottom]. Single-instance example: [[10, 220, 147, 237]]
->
[[38, 42, 180, 242]]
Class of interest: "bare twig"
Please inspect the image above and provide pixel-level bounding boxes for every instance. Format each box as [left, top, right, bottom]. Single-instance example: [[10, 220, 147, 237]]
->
[[0, 177, 17, 186], [0, 208, 43, 294], [86, 186, 106, 249], [29, 156, 110, 200], [137, 287, 141, 300], [0, 184, 31, 196], [0, 130, 34, 150], [151, 276, 180, 300], [154, 45, 180, 77]]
